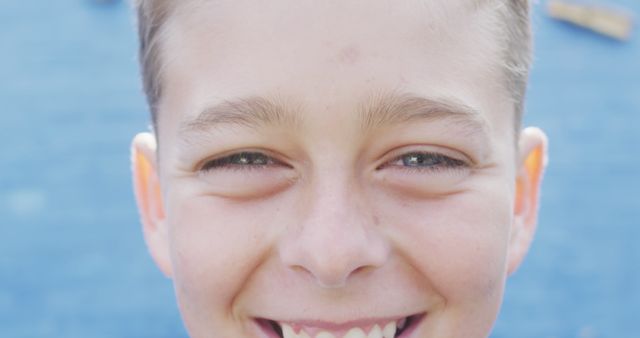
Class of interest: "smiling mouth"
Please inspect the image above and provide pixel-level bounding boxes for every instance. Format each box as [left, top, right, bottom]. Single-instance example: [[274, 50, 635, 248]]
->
[[257, 313, 424, 338]]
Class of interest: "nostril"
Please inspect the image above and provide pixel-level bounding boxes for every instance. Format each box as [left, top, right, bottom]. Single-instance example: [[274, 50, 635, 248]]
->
[[352, 265, 369, 275]]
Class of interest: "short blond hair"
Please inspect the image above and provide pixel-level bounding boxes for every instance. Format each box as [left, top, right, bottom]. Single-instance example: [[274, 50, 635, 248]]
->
[[135, 0, 532, 130]]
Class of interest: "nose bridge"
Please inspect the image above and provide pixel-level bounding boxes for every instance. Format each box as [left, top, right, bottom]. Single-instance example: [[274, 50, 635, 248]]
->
[[306, 175, 364, 246], [279, 170, 389, 288]]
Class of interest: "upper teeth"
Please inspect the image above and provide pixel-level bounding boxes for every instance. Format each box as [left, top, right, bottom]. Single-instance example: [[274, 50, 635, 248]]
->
[[280, 321, 398, 338]]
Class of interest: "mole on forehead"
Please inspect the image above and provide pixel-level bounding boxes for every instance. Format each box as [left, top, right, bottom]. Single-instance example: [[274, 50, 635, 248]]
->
[[335, 44, 361, 66]]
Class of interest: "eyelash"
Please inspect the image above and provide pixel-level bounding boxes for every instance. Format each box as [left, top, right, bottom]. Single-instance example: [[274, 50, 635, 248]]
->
[[382, 151, 469, 172], [199, 151, 469, 173], [200, 151, 285, 172]]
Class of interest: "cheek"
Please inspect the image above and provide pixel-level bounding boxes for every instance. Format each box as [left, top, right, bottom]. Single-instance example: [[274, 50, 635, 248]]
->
[[380, 184, 513, 305], [165, 190, 281, 321]]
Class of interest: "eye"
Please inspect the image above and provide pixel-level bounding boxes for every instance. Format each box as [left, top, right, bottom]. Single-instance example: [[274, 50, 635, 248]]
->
[[375, 149, 472, 196], [194, 150, 296, 199], [382, 151, 469, 172], [200, 151, 284, 172]]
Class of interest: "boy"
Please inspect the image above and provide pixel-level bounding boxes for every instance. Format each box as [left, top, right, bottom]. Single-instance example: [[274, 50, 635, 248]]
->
[[130, 1, 548, 337]]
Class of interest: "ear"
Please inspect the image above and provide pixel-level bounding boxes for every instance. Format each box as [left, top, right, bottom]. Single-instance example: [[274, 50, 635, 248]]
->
[[131, 132, 173, 277], [507, 127, 548, 275]]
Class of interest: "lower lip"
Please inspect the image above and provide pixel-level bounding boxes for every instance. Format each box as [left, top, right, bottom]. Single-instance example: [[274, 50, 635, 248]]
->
[[251, 314, 426, 338]]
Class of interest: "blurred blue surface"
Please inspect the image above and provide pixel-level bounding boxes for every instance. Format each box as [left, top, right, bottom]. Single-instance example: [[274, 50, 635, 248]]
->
[[0, 1, 638, 337]]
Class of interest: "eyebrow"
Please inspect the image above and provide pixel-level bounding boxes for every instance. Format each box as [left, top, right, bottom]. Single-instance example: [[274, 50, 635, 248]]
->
[[358, 92, 488, 134], [180, 96, 301, 136], [179, 92, 489, 141]]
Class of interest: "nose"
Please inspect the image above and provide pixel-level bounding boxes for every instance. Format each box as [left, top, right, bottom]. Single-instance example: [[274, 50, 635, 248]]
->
[[279, 179, 390, 288]]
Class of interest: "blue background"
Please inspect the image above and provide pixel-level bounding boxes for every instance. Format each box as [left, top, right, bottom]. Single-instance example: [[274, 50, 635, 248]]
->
[[0, 1, 638, 337]]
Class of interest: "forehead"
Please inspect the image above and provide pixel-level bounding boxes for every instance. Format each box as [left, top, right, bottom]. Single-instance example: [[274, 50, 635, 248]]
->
[[158, 0, 512, 143]]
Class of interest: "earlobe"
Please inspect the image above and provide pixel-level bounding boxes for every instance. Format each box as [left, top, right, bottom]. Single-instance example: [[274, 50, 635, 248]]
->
[[507, 127, 548, 275], [131, 132, 173, 277]]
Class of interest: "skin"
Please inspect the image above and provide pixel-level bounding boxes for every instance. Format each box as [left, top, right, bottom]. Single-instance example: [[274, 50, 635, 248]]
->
[[131, 1, 548, 337]]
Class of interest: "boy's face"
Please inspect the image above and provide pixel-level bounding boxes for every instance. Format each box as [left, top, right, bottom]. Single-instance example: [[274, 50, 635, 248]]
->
[[132, 1, 547, 338]]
